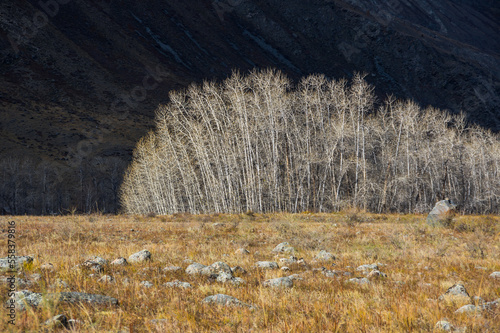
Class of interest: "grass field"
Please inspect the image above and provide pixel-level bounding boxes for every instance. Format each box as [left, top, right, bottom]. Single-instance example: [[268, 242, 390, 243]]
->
[[0, 212, 499, 332]]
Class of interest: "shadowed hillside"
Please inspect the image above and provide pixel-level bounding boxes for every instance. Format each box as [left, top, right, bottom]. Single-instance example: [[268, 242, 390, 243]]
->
[[0, 0, 499, 214]]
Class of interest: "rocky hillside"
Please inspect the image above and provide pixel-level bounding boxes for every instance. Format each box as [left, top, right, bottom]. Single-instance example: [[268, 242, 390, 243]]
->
[[0, 0, 498, 214]]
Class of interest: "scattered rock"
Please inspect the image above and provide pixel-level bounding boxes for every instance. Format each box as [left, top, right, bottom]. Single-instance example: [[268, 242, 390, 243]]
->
[[10, 290, 43, 310], [185, 262, 207, 275], [367, 270, 387, 278], [203, 294, 254, 309], [347, 277, 370, 285], [140, 281, 153, 288], [356, 264, 379, 272], [57, 292, 119, 306], [281, 266, 290, 272], [434, 319, 453, 331], [183, 258, 194, 264], [272, 242, 295, 253], [255, 261, 279, 269], [111, 257, 128, 266], [263, 276, 294, 288], [85, 256, 108, 265], [128, 250, 151, 263], [163, 266, 182, 272], [455, 304, 480, 315], [235, 248, 250, 255], [164, 280, 192, 289], [43, 314, 68, 329], [480, 298, 499, 312], [297, 258, 311, 270], [427, 199, 457, 226], [0, 255, 33, 271], [200, 262, 233, 276], [490, 271, 500, 279], [1, 276, 31, 287], [314, 250, 335, 261], [212, 222, 225, 228], [279, 256, 298, 265], [323, 269, 342, 278], [288, 274, 303, 281], [10, 291, 118, 310], [439, 284, 470, 303], [216, 272, 245, 285], [82, 258, 104, 273]]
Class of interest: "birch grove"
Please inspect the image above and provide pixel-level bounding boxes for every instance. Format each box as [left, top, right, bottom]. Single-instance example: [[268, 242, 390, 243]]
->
[[120, 69, 500, 215]]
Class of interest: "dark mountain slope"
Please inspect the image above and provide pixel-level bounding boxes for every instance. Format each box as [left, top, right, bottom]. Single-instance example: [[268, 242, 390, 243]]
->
[[0, 0, 498, 213]]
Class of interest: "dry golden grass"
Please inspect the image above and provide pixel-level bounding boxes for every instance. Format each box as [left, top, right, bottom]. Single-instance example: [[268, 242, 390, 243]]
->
[[0, 212, 499, 332]]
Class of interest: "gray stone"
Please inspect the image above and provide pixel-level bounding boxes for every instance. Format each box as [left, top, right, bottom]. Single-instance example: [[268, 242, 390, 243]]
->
[[490, 271, 500, 279], [367, 269, 387, 278], [297, 258, 311, 269], [427, 199, 457, 226], [356, 264, 379, 272], [288, 274, 303, 281], [439, 284, 470, 302], [435, 320, 453, 331], [216, 272, 245, 285], [82, 258, 104, 273], [455, 304, 480, 315], [263, 276, 294, 288], [111, 257, 128, 266], [164, 280, 192, 289], [272, 242, 295, 253], [200, 261, 233, 276], [481, 299, 499, 312], [255, 261, 279, 269], [279, 256, 298, 265], [281, 266, 290, 271], [323, 270, 342, 278], [0, 255, 33, 271], [347, 277, 371, 285], [185, 262, 207, 275], [203, 294, 254, 309], [56, 292, 118, 306], [128, 250, 151, 263], [43, 314, 68, 329], [10, 290, 43, 310], [315, 250, 336, 261], [10, 291, 118, 310], [86, 256, 108, 265], [1, 276, 32, 287]]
